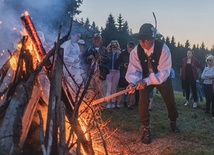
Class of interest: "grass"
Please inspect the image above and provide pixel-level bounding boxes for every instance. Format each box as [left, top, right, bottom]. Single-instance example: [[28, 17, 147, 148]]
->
[[102, 91, 214, 155]]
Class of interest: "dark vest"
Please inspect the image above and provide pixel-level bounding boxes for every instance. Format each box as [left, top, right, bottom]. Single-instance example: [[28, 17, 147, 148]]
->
[[137, 40, 164, 78]]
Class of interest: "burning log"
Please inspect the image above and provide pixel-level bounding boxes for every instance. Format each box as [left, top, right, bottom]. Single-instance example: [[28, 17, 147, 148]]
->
[[20, 11, 52, 70]]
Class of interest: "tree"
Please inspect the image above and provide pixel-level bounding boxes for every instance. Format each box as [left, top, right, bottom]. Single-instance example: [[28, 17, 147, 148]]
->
[[102, 14, 118, 46], [184, 40, 191, 49], [117, 14, 124, 32]]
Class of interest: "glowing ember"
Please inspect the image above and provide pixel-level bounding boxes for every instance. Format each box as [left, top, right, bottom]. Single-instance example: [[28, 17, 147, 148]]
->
[[24, 11, 29, 16]]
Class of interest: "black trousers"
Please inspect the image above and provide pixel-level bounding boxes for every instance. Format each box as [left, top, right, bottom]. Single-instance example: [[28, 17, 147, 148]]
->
[[203, 84, 214, 115], [138, 77, 178, 126]]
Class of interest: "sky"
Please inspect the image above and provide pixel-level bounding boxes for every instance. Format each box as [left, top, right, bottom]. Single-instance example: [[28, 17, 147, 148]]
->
[[77, 0, 214, 50]]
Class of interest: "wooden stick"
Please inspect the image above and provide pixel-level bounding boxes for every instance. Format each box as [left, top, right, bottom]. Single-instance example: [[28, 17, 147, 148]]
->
[[92, 88, 131, 106]]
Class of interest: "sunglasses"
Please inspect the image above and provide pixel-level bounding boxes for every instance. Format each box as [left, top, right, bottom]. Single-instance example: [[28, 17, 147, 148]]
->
[[206, 59, 213, 62]]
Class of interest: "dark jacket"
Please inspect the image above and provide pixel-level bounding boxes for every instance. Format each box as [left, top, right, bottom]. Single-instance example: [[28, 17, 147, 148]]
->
[[117, 49, 130, 87], [83, 46, 110, 70], [180, 57, 201, 81], [107, 51, 120, 70]]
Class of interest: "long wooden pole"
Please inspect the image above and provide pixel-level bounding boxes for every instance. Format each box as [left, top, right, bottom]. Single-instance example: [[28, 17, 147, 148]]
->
[[92, 88, 132, 106]]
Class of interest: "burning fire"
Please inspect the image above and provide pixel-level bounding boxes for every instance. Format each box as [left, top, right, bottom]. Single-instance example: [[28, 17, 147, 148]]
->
[[9, 56, 17, 71]]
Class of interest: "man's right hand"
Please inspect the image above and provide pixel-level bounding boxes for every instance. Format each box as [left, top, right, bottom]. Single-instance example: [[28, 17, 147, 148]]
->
[[126, 83, 135, 94]]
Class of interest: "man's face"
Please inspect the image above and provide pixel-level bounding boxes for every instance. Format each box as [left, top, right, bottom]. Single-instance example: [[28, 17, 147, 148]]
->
[[93, 37, 102, 47], [139, 39, 154, 50], [127, 46, 134, 53]]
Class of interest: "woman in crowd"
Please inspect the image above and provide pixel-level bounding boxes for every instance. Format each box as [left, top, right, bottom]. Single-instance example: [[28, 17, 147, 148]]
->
[[180, 50, 201, 108], [201, 54, 214, 117], [105, 40, 121, 109]]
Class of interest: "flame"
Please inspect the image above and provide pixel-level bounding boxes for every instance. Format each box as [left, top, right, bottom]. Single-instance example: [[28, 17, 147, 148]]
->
[[10, 56, 17, 71], [20, 29, 28, 36]]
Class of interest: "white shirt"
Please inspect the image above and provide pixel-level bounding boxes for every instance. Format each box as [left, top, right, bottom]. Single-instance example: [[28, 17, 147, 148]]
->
[[201, 66, 214, 84], [125, 42, 172, 86]]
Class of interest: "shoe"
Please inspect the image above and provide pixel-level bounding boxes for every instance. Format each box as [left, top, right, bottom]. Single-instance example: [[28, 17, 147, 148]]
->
[[105, 103, 111, 109], [114, 105, 120, 109], [141, 125, 152, 144], [184, 101, 189, 106], [193, 102, 197, 108], [111, 104, 116, 109], [170, 121, 180, 133], [123, 102, 128, 107]]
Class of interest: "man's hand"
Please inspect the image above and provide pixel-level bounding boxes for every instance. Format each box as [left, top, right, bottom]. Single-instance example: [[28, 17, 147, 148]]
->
[[97, 56, 104, 62], [136, 80, 147, 90], [126, 83, 135, 94], [87, 55, 95, 60]]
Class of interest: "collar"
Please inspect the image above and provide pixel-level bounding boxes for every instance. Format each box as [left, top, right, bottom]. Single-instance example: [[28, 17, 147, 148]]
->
[[144, 42, 154, 56]]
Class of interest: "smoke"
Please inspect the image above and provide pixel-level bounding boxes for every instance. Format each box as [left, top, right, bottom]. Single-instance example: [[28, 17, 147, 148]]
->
[[0, 0, 73, 55]]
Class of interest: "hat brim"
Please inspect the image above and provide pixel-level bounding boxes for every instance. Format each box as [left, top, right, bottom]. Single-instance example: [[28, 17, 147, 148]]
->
[[132, 33, 154, 41]]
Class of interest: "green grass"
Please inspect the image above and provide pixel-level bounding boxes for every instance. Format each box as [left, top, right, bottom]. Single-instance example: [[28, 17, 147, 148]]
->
[[102, 91, 214, 155]]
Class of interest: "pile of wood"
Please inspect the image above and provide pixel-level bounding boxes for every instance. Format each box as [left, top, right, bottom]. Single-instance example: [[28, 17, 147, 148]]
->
[[0, 12, 112, 155]]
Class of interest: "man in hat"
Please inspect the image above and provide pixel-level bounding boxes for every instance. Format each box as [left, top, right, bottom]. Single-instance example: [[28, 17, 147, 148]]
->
[[125, 23, 180, 144], [83, 33, 110, 99]]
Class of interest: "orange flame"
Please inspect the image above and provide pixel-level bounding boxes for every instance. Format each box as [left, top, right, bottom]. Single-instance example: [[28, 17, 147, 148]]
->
[[10, 56, 17, 71]]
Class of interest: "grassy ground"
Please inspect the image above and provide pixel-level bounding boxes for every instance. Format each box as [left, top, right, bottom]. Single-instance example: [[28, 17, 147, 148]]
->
[[102, 91, 214, 155]]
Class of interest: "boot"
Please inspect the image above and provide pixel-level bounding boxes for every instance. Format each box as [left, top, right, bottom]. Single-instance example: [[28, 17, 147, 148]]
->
[[170, 121, 180, 133], [141, 125, 152, 144]]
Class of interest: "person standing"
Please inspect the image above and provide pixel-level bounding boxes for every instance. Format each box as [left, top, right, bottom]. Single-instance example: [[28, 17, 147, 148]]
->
[[126, 23, 180, 144], [78, 39, 88, 80], [201, 54, 214, 117], [180, 50, 201, 108], [61, 30, 84, 92], [116, 41, 136, 109], [83, 33, 110, 99], [105, 40, 121, 109]]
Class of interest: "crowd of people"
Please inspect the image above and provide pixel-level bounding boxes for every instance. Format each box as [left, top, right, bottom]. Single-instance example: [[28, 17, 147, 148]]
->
[[57, 23, 214, 145]]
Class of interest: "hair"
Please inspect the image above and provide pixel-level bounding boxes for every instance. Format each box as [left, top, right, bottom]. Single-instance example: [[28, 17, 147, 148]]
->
[[188, 49, 195, 56], [127, 41, 136, 48], [107, 40, 121, 52], [206, 54, 214, 61]]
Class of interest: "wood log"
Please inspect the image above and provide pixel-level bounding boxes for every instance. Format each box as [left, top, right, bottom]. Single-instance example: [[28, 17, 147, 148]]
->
[[0, 84, 39, 154], [19, 85, 41, 148]]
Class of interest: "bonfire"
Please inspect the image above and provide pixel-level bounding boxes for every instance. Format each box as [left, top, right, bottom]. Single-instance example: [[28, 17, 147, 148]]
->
[[0, 10, 128, 155]]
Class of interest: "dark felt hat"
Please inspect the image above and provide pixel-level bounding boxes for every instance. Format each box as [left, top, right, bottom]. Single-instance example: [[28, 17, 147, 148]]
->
[[132, 23, 157, 40]]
